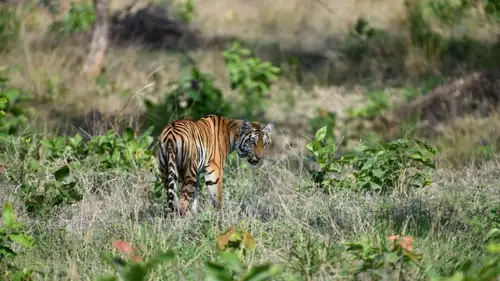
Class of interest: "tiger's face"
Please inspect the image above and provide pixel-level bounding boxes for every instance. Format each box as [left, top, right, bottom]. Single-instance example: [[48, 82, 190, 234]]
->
[[235, 121, 273, 166]]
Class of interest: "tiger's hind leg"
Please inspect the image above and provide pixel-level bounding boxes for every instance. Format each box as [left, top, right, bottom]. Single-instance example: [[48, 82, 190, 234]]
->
[[179, 170, 199, 215]]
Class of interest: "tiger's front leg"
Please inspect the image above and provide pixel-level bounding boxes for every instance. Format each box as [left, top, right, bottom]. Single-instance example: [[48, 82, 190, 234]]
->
[[204, 162, 223, 210]]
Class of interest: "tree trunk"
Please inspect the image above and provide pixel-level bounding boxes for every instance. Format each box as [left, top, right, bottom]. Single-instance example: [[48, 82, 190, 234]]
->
[[81, 0, 109, 78]]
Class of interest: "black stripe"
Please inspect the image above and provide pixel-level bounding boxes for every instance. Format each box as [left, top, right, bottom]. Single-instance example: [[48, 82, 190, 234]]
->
[[206, 178, 219, 186]]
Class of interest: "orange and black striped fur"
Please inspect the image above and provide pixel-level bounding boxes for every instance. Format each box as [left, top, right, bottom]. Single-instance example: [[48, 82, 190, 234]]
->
[[155, 115, 273, 215]]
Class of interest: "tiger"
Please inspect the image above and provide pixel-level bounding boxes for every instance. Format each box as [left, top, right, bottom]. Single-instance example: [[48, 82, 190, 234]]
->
[[153, 114, 274, 216]]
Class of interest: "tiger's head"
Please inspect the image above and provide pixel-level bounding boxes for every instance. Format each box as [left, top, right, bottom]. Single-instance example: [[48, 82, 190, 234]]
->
[[234, 120, 273, 166]]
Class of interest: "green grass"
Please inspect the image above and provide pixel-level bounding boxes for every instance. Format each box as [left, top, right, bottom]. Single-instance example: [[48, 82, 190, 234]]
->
[[1, 133, 498, 280]]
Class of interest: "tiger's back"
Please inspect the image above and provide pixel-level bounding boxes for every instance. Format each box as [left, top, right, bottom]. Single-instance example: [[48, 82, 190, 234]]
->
[[155, 115, 273, 215]]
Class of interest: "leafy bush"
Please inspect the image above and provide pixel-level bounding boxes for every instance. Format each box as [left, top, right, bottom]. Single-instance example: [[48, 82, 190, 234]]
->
[[344, 235, 422, 280], [0, 72, 33, 136], [430, 228, 500, 281], [49, 2, 96, 35], [308, 108, 337, 146], [223, 42, 280, 120], [18, 164, 82, 216], [95, 227, 279, 281], [173, 0, 196, 24], [306, 126, 436, 194], [37, 127, 155, 171], [0, 7, 20, 52], [347, 90, 391, 119], [145, 67, 233, 136], [0, 201, 42, 280]]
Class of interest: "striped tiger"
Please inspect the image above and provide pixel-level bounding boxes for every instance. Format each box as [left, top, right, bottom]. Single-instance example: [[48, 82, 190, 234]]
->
[[154, 114, 273, 215]]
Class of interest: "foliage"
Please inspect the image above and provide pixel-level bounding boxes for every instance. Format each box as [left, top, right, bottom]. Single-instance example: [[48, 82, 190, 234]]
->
[[308, 108, 337, 146], [95, 228, 279, 281], [0, 201, 41, 280], [18, 164, 82, 216], [206, 226, 280, 281], [347, 90, 391, 119], [223, 41, 280, 120], [145, 67, 233, 136], [173, 0, 196, 24], [85, 128, 155, 170], [430, 229, 500, 281], [403, 75, 445, 102], [38, 127, 155, 171], [96, 240, 175, 281], [49, 2, 96, 35], [0, 7, 20, 52], [344, 235, 422, 280], [306, 126, 436, 194], [0, 72, 33, 136], [2, 127, 154, 215]]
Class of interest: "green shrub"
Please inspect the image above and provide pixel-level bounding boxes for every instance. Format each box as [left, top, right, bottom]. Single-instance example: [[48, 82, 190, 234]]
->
[[145, 67, 233, 136], [308, 108, 337, 146], [347, 90, 391, 119], [0, 7, 20, 52], [0, 201, 42, 280], [306, 126, 436, 194], [0, 72, 33, 136], [223, 41, 280, 120], [49, 2, 96, 35], [344, 235, 422, 280]]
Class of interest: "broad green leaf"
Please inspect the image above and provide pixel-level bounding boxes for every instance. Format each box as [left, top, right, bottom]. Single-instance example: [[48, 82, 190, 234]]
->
[[204, 261, 232, 281], [54, 165, 70, 182], [241, 264, 280, 281], [372, 168, 385, 178], [315, 126, 327, 142], [2, 201, 15, 228], [144, 251, 175, 269], [217, 251, 244, 274], [487, 243, 500, 254], [385, 252, 399, 264], [9, 233, 33, 248], [485, 228, 500, 242]]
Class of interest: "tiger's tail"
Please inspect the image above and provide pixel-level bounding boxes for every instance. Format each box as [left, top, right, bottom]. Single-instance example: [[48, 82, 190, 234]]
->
[[159, 139, 180, 214]]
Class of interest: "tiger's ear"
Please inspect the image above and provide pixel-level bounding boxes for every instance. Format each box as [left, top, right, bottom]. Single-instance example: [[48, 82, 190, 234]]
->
[[262, 123, 274, 134], [241, 120, 252, 134]]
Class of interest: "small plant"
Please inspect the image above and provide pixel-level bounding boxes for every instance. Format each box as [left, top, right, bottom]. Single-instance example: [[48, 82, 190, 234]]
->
[[0, 201, 42, 280], [308, 108, 337, 146], [347, 90, 391, 119], [0, 72, 33, 136], [0, 7, 20, 52], [207, 226, 280, 281], [19, 164, 82, 215], [96, 240, 175, 281], [38, 127, 154, 171], [430, 229, 500, 281], [306, 126, 436, 194], [344, 234, 422, 280], [49, 2, 96, 35], [174, 0, 195, 24], [145, 67, 233, 136], [223, 41, 280, 120], [86, 127, 155, 170]]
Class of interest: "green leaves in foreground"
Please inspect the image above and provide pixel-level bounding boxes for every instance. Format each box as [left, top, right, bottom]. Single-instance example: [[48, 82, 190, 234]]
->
[[0, 201, 34, 261], [96, 227, 280, 281]]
